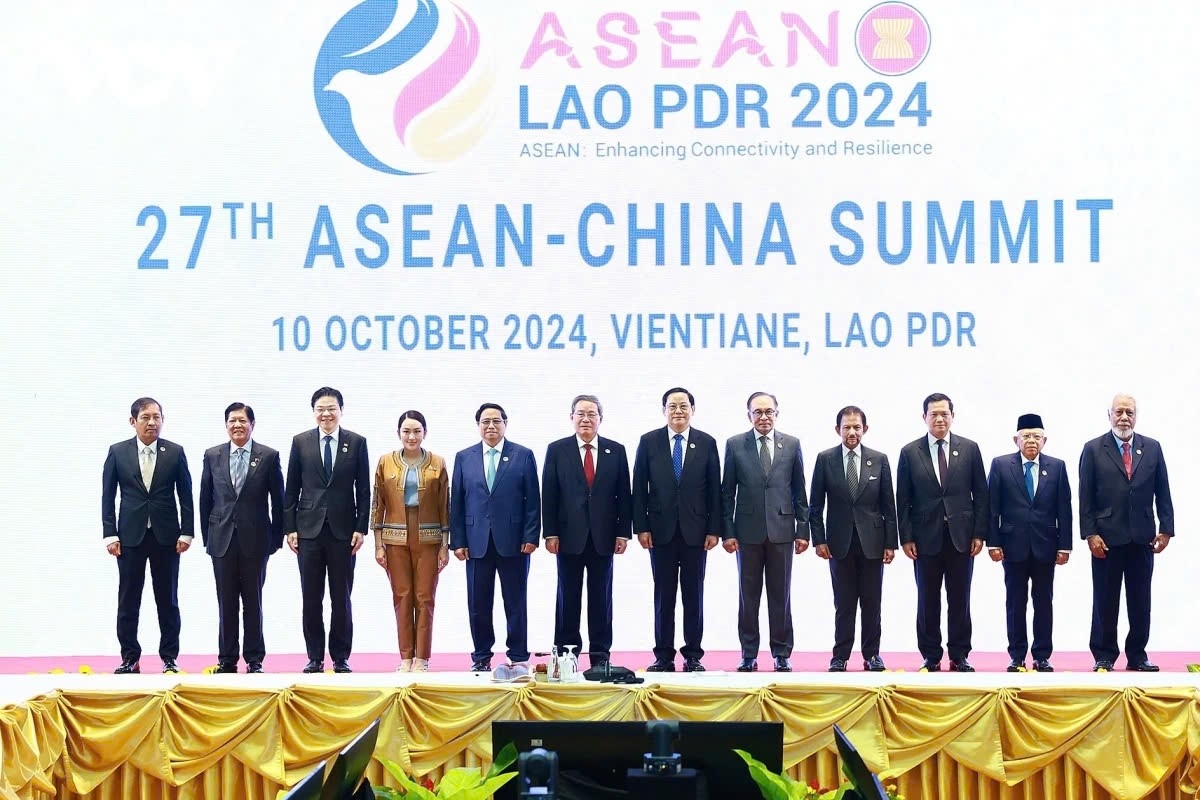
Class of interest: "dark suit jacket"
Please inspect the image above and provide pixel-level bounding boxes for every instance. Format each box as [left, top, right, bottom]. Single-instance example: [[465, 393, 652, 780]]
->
[[896, 433, 989, 555], [632, 426, 721, 546], [986, 453, 1073, 562], [1078, 433, 1173, 547], [199, 441, 285, 558], [809, 445, 898, 560], [542, 435, 632, 555], [720, 430, 809, 545], [102, 437, 194, 546], [283, 428, 370, 539], [449, 440, 541, 557]]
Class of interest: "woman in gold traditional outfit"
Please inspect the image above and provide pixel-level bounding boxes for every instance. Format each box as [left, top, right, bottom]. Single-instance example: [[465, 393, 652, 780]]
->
[[371, 411, 450, 671]]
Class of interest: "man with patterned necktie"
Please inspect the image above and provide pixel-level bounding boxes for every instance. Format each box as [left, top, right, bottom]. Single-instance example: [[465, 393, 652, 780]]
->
[[985, 413, 1072, 673], [450, 402, 541, 674], [896, 393, 989, 673], [632, 387, 721, 673], [199, 403, 285, 674], [1078, 394, 1174, 673], [101, 397, 194, 675], [284, 387, 370, 674]]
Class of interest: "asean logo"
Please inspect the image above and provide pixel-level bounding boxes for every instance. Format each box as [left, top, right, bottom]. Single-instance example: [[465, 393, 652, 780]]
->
[[314, 0, 494, 175], [855, 2, 931, 76]]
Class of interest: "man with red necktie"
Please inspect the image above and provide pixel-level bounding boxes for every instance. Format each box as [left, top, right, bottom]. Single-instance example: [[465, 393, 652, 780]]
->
[[1078, 394, 1174, 672]]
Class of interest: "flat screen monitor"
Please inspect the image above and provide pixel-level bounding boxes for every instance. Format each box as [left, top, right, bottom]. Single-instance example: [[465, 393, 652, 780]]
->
[[491, 720, 783, 800], [832, 725, 888, 800], [280, 760, 326, 800], [319, 718, 381, 800]]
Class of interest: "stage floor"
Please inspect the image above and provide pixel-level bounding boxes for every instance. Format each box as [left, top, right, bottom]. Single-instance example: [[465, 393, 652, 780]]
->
[[3, 652, 1199, 707]]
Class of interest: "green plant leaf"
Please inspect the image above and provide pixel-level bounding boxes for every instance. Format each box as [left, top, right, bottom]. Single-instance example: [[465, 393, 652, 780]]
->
[[437, 767, 490, 794], [733, 748, 795, 800], [442, 772, 516, 800], [379, 765, 438, 800], [486, 741, 520, 778], [1187, 664, 1200, 673]]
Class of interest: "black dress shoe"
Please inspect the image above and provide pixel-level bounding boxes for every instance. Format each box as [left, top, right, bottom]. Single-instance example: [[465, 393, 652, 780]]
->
[[1093, 661, 1114, 672], [1033, 659, 1054, 673], [246, 662, 264, 674], [332, 659, 352, 673], [1126, 661, 1160, 672], [161, 659, 180, 674], [1006, 660, 1024, 673], [302, 660, 323, 674], [683, 658, 705, 672], [949, 659, 975, 673], [645, 660, 675, 672], [214, 662, 237, 674], [470, 658, 492, 673], [920, 659, 941, 672], [828, 658, 847, 673], [736, 658, 758, 672], [863, 655, 886, 672], [114, 659, 140, 675], [773, 656, 791, 673]]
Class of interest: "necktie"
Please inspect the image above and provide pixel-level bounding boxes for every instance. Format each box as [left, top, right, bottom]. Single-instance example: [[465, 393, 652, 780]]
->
[[233, 447, 248, 494], [672, 434, 684, 482], [486, 447, 498, 491], [936, 439, 948, 486], [140, 446, 154, 488], [323, 435, 333, 481], [847, 450, 859, 497], [758, 435, 772, 475], [1023, 461, 1035, 501], [1121, 441, 1132, 479], [583, 444, 595, 488]]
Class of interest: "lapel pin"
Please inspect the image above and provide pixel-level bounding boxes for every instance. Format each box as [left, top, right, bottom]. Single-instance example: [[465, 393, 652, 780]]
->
[[952, 450, 959, 457], [251, 459, 259, 468], [502, 456, 509, 462], [1041, 470, 1047, 476], [159, 446, 166, 452], [604, 449, 611, 454], [776, 442, 782, 449], [689, 443, 696, 449], [1136, 449, 1142, 455], [865, 460, 872, 467], [342, 445, 348, 453]]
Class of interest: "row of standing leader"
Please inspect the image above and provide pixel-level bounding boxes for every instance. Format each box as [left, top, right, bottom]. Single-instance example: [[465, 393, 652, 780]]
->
[[99, 388, 1172, 676]]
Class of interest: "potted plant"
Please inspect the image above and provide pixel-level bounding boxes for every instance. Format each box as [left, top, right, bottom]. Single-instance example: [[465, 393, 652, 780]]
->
[[735, 749, 903, 800], [373, 742, 518, 799]]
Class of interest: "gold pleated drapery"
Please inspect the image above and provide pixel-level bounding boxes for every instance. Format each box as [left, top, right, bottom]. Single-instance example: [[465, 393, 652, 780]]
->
[[2, 682, 1199, 799]]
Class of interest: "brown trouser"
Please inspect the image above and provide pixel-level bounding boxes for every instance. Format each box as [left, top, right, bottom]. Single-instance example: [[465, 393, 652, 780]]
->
[[384, 507, 442, 659]]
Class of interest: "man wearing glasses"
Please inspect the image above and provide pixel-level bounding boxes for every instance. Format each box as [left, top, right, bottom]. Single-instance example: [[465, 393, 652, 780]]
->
[[720, 392, 809, 672], [633, 387, 721, 672], [284, 387, 371, 674], [450, 403, 541, 673], [541, 395, 632, 670]]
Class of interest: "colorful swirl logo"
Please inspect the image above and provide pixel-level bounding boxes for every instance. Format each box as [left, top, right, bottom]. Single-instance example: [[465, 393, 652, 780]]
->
[[314, 0, 493, 175]]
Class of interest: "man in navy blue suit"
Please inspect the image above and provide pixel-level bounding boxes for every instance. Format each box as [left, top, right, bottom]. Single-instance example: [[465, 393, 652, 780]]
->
[[450, 403, 541, 672], [102, 397, 194, 674], [633, 387, 721, 672], [541, 394, 632, 669], [986, 413, 1072, 673], [1078, 394, 1174, 672]]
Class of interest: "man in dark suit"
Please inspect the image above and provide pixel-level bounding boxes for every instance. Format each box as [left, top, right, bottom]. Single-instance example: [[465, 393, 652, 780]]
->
[[720, 391, 809, 673], [809, 405, 897, 673], [102, 397, 194, 674], [199, 402, 285, 674], [633, 387, 721, 672], [542, 394, 632, 669], [896, 393, 989, 672], [1078, 394, 1174, 672], [986, 413, 1073, 673], [284, 387, 370, 674], [450, 402, 541, 673]]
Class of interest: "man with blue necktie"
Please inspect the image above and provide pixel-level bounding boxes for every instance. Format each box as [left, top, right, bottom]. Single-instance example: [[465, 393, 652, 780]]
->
[[1078, 394, 1174, 672], [632, 387, 721, 672], [450, 403, 541, 674], [985, 413, 1072, 673]]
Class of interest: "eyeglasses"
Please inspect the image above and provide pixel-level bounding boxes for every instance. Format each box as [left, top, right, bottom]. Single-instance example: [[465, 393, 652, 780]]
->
[[572, 411, 600, 420], [1018, 432, 1045, 441], [750, 409, 777, 418], [479, 418, 505, 427], [665, 404, 691, 412]]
